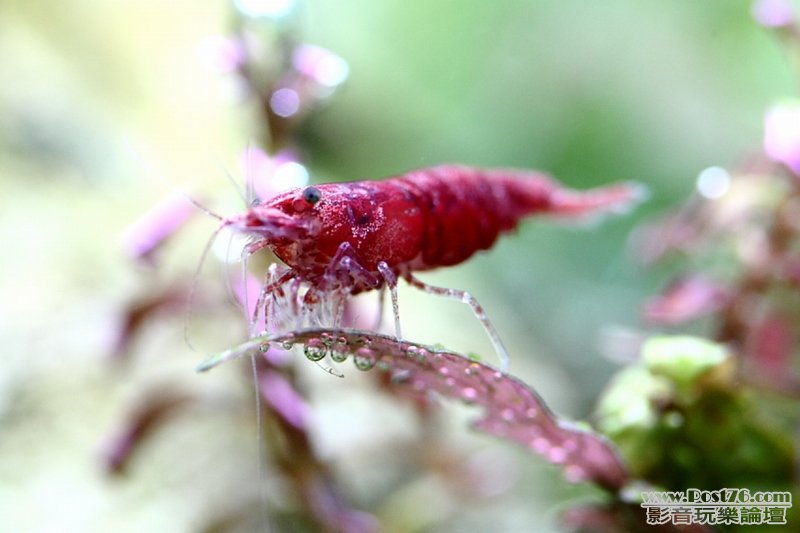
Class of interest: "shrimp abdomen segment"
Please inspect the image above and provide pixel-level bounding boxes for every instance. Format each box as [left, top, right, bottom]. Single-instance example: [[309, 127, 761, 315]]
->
[[393, 165, 641, 269], [394, 167, 506, 268]]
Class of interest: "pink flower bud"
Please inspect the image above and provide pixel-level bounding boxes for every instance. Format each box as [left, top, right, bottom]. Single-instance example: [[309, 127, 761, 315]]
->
[[764, 101, 800, 176], [242, 146, 309, 202], [292, 44, 350, 88], [196, 35, 246, 74], [752, 0, 795, 28], [260, 370, 310, 429]]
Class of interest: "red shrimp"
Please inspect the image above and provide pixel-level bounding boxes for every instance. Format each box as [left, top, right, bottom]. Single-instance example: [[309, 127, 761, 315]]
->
[[220, 165, 644, 371]]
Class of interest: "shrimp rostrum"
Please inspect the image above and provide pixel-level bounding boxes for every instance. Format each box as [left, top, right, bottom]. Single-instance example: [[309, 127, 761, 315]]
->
[[221, 165, 644, 372]]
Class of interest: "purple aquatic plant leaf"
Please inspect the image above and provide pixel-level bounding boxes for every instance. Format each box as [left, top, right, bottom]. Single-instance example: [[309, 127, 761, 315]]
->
[[100, 389, 192, 474], [111, 285, 189, 360], [198, 328, 629, 492], [259, 369, 310, 430], [121, 192, 197, 265], [643, 275, 732, 326]]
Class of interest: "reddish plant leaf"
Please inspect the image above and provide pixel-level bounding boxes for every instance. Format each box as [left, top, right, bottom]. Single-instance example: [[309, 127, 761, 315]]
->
[[198, 328, 630, 492], [111, 286, 188, 360], [259, 369, 310, 430], [744, 311, 797, 392], [100, 390, 192, 474], [643, 275, 732, 326]]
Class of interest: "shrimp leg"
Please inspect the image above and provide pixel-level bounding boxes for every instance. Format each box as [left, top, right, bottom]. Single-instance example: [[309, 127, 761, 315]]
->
[[373, 286, 386, 331], [321, 244, 403, 339], [324, 242, 381, 290], [404, 274, 510, 373], [377, 261, 402, 340], [251, 266, 296, 336]]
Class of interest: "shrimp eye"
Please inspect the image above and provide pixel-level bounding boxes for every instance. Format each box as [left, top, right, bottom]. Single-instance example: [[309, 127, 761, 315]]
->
[[302, 186, 322, 205]]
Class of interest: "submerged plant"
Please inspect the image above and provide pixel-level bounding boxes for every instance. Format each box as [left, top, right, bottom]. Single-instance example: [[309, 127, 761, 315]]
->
[[108, 1, 800, 531]]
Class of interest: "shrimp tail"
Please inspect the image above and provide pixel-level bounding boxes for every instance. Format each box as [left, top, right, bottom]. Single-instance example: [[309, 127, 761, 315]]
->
[[547, 181, 650, 218], [492, 169, 647, 222]]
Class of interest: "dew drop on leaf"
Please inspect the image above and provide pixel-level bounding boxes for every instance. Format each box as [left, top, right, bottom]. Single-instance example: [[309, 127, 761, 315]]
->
[[330, 349, 348, 363], [303, 344, 325, 361], [564, 465, 586, 483], [532, 437, 550, 454], [548, 446, 567, 464], [461, 387, 478, 404], [353, 348, 376, 371], [391, 369, 412, 384]]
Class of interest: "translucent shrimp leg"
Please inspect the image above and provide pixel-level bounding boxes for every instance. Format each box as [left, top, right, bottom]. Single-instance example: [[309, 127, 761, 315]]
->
[[324, 244, 403, 340], [377, 261, 402, 340], [404, 274, 510, 373]]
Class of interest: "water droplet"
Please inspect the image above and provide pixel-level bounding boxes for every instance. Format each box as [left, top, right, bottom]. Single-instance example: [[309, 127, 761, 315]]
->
[[438, 366, 450, 376], [525, 407, 538, 420], [391, 369, 412, 384], [696, 166, 730, 199], [280, 341, 294, 350], [355, 336, 372, 347], [500, 408, 515, 422], [547, 446, 567, 464], [461, 387, 478, 403], [405, 345, 419, 357], [304, 344, 326, 361], [270, 88, 301, 117], [491, 371, 503, 382], [320, 332, 334, 347], [353, 348, 376, 371], [329, 350, 348, 363], [532, 437, 550, 454], [465, 363, 479, 376], [564, 465, 585, 483]]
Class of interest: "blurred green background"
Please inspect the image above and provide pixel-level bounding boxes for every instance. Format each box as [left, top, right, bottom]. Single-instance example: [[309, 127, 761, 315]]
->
[[0, 0, 796, 531]]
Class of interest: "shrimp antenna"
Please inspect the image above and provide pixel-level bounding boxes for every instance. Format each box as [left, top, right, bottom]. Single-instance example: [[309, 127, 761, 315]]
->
[[244, 142, 260, 206], [185, 194, 225, 222], [250, 355, 273, 532], [184, 220, 229, 352], [314, 360, 345, 378], [219, 229, 247, 322], [212, 154, 248, 206]]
